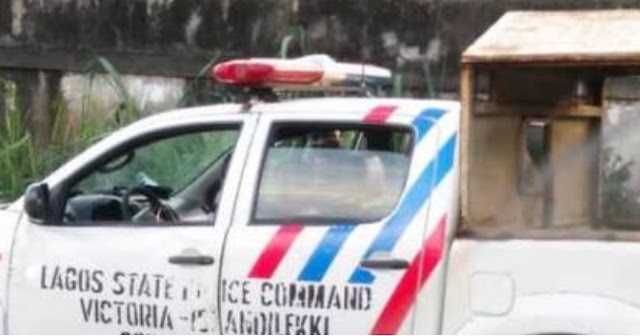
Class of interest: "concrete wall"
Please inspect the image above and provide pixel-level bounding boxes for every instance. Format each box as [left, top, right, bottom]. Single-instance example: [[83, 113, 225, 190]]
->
[[3, 0, 640, 138]]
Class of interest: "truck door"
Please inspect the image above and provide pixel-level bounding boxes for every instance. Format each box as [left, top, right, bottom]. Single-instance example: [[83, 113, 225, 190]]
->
[[221, 101, 459, 334], [8, 114, 256, 334]]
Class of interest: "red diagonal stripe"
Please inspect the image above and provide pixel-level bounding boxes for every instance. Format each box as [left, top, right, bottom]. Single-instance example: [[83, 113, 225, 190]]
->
[[371, 215, 447, 335], [248, 224, 304, 279], [363, 105, 398, 124]]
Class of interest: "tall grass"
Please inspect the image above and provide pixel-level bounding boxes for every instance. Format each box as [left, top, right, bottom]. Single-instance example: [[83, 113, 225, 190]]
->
[[0, 80, 33, 200], [0, 58, 139, 202], [0, 55, 233, 202]]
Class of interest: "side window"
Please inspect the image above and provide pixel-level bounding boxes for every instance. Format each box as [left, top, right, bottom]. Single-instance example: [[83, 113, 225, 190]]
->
[[62, 127, 240, 225], [254, 123, 412, 223]]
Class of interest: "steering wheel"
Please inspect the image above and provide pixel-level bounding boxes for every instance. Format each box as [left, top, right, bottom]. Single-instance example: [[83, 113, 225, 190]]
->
[[121, 186, 180, 223]]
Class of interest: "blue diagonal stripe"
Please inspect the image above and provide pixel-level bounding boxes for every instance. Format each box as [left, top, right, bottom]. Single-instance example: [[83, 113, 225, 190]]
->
[[414, 108, 446, 141], [297, 224, 357, 282], [349, 133, 457, 284]]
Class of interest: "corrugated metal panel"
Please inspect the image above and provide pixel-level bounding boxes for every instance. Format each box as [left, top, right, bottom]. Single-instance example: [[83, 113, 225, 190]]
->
[[463, 10, 640, 65]]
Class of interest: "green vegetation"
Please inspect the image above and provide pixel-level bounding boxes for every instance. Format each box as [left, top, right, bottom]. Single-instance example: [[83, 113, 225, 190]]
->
[[0, 59, 134, 201], [0, 80, 35, 200], [0, 57, 234, 202]]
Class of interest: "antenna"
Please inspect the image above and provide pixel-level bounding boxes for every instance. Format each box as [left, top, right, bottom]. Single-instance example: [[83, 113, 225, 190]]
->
[[358, 1, 374, 97], [359, 7, 367, 93], [360, 50, 366, 91]]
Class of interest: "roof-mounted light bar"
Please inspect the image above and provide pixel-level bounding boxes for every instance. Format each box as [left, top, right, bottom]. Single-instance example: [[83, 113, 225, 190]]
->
[[212, 54, 392, 89]]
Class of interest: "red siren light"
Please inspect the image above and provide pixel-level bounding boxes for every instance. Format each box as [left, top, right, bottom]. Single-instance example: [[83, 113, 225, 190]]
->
[[212, 61, 275, 85], [212, 55, 392, 89], [212, 58, 323, 86]]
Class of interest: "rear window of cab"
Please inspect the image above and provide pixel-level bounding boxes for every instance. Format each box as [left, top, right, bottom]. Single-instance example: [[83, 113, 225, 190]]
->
[[253, 123, 413, 224]]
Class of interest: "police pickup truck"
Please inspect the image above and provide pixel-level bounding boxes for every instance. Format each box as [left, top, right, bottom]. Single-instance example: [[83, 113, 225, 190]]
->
[[0, 55, 459, 334]]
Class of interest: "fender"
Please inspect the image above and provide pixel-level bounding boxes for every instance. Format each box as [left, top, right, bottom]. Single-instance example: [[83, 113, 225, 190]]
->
[[455, 292, 640, 334], [0, 205, 21, 335], [0, 302, 5, 334]]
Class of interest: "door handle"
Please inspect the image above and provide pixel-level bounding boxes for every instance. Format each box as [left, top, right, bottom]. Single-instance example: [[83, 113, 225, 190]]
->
[[168, 255, 215, 266], [359, 257, 409, 270]]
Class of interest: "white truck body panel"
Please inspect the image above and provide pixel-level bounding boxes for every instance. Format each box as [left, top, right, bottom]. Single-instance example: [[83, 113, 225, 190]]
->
[[8, 225, 222, 334], [220, 101, 458, 334], [0, 209, 20, 334], [443, 239, 640, 334], [4, 110, 257, 334]]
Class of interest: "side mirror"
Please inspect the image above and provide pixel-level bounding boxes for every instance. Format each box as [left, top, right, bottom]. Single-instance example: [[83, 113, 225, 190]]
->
[[24, 183, 50, 223]]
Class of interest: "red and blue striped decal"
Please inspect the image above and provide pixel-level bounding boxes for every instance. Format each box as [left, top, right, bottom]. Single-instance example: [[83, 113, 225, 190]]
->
[[370, 215, 448, 334], [297, 107, 451, 284], [248, 224, 304, 279], [248, 105, 454, 286], [297, 224, 357, 281], [248, 104, 397, 280], [349, 131, 456, 284], [363, 105, 397, 124], [296, 104, 397, 282]]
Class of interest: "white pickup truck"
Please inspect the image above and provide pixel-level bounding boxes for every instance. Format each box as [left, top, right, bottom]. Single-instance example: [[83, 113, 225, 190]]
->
[[0, 95, 460, 334], [4, 10, 640, 335]]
